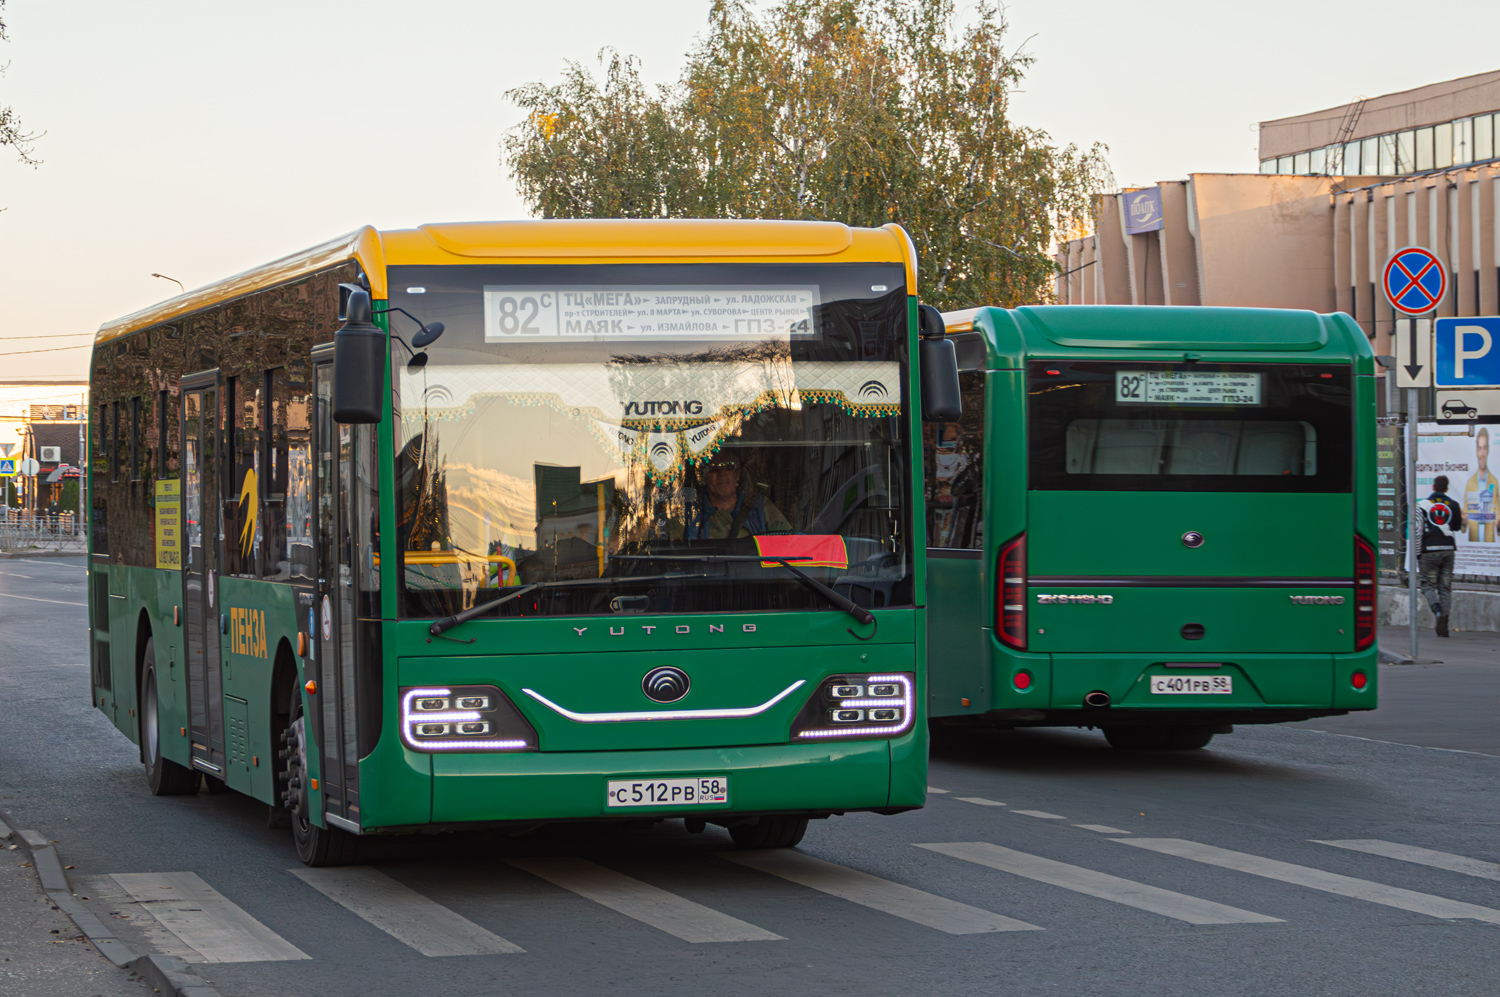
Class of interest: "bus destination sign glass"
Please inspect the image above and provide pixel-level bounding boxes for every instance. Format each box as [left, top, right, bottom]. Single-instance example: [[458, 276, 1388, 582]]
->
[[1115, 371, 1262, 406], [483, 285, 819, 343]]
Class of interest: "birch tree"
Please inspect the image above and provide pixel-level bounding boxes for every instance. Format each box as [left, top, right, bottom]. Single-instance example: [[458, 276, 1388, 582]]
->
[[503, 0, 1109, 309]]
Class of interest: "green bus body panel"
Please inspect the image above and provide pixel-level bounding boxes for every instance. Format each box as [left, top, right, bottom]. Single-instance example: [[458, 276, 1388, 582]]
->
[[1029, 588, 1353, 654], [928, 305, 1379, 722], [1028, 492, 1352, 579], [430, 741, 896, 824], [400, 639, 912, 754]]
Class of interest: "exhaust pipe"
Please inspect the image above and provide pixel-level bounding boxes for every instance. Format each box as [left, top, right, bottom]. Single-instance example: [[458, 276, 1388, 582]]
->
[[1083, 690, 1111, 708]]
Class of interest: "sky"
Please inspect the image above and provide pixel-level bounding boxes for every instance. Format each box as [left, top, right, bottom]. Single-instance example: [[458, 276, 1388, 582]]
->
[[0, 0, 1497, 382]]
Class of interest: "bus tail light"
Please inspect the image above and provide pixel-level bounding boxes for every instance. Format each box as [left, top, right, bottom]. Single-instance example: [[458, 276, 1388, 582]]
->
[[790, 673, 914, 741], [399, 685, 538, 752], [1354, 535, 1376, 651], [997, 533, 1027, 650]]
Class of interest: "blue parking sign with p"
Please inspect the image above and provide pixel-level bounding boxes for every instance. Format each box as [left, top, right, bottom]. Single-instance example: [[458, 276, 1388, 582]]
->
[[1435, 317, 1500, 387]]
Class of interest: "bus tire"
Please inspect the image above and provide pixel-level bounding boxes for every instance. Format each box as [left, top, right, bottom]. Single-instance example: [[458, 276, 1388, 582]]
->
[[728, 816, 809, 849], [285, 682, 357, 867], [1102, 726, 1170, 751], [140, 639, 202, 796], [1164, 726, 1216, 750]]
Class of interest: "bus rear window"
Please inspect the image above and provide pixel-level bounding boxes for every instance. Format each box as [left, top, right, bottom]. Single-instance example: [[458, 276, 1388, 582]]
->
[[1029, 361, 1352, 493]]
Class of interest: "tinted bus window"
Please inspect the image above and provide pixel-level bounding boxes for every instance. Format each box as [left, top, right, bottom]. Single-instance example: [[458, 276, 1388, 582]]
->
[[1029, 361, 1352, 493], [924, 371, 986, 548]]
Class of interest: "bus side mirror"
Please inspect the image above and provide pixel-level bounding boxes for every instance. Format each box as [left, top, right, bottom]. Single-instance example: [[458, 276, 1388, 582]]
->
[[333, 285, 385, 424], [917, 304, 962, 422]]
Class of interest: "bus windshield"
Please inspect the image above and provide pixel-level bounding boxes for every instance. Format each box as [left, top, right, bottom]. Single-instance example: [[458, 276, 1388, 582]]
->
[[387, 263, 913, 618]]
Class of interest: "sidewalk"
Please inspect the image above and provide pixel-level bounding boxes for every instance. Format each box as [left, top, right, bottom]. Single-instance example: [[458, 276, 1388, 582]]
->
[[1378, 623, 1500, 666], [0, 820, 153, 997]]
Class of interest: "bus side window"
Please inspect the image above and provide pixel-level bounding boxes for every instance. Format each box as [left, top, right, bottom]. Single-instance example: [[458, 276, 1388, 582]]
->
[[223, 376, 261, 577], [274, 366, 314, 582], [111, 402, 122, 482], [129, 396, 142, 482], [926, 371, 985, 549]]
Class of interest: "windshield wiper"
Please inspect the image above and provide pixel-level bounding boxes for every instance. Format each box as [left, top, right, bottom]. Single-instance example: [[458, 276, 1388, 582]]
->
[[612, 554, 877, 639], [427, 572, 705, 637]]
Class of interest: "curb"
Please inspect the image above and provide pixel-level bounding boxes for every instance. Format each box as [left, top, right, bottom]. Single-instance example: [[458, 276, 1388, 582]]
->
[[0, 548, 87, 559], [0, 812, 223, 997]]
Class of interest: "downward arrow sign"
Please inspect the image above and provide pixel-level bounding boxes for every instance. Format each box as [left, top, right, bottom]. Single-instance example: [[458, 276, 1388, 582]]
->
[[1404, 319, 1424, 381]]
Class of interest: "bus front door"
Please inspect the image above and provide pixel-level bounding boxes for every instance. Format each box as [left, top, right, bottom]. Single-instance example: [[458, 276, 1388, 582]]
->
[[181, 375, 226, 778], [311, 356, 360, 830]]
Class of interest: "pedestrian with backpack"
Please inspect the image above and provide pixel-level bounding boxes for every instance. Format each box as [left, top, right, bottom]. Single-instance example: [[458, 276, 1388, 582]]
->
[[1416, 474, 1465, 637]]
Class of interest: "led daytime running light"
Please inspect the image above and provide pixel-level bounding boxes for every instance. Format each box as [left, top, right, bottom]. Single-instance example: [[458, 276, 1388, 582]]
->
[[399, 686, 534, 752], [792, 673, 914, 741]]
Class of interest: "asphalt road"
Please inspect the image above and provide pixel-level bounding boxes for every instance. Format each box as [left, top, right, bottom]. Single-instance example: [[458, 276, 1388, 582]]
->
[[1, 557, 1496, 997]]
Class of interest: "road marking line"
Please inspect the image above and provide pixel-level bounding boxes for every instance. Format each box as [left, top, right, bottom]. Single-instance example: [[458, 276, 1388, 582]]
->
[[1011, 810, 1067, 820], [927, 787, 950, 794], [1075, 825, 1132, 835], [291, 867, 523, 956], [110, 872, 309, 962], [0, 591, 86, 607], [1299, 728, 1499, 759], [505, 857, 782, 943], [916, 843, 1281, 925], [1118, 839, 1500, 924], [955, 797, 1006, 807], [1312, 840, 1500, 884], [723, 850, 1040, 934]]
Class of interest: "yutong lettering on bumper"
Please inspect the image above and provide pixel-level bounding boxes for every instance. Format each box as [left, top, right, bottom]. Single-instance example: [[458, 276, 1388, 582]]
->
[[87, 219, 938, 864]]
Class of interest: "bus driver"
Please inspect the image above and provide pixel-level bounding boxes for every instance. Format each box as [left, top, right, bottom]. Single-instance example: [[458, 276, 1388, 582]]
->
[[678, 451, 791, 540]]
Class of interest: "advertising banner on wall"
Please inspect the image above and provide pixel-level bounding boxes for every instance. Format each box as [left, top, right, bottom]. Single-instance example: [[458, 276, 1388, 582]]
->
[[1416, 423, 1500, 577]]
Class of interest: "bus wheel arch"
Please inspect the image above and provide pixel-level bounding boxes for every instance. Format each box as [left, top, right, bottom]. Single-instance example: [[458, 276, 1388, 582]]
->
[[268, 640, 298, 828], [139, 636, 201, 795], [133, 610, 155, 759]]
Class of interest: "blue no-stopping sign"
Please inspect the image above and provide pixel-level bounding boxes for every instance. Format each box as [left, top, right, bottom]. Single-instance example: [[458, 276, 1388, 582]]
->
[[1383, 246, 1447, 315]]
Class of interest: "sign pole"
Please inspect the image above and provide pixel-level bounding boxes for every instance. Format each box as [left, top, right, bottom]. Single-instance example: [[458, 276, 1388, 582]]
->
[[1406, 387, 1420, 661]]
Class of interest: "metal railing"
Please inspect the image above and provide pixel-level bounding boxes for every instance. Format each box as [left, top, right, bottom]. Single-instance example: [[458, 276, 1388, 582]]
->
[[0, 510, 86, 553]]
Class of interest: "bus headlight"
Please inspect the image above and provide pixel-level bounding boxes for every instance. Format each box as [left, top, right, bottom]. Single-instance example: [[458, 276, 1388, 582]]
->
[[789, 673, 915, 741], [399, 685, 537, 752]]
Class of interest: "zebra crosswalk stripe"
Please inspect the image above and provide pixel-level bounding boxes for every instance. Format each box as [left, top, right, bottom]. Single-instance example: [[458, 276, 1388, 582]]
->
[[291, 866, 523, 955], [1119, 838, 1500, 924], [724, 849, 1041, 934], [1312, 840, 1500, 883], [110, 872, 309, 963], [916, 842, 1282, 925], [506, 857, 783, 943]]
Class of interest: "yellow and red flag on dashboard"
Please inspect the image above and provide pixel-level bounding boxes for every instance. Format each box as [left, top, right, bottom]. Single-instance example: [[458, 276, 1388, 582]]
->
[[754, 534, 849, 570]]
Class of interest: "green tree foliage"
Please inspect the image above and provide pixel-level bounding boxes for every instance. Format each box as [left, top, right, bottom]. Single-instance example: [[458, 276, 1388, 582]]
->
[[503, 0, 1110, 309], [0, 0, 41, 167]]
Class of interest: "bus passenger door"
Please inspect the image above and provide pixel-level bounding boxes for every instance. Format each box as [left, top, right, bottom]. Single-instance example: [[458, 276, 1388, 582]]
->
[[181, 375, 226, 777], [311, 355, 360, 829]]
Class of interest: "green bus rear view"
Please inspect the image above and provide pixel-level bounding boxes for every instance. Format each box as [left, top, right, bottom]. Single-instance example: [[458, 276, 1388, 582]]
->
[[86, 221, 934, 865], [925, 305, 1378, 750]]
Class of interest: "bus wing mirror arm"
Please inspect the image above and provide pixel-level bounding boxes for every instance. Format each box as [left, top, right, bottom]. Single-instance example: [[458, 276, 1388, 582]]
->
[[334, 285, 385, 424], [917, 303, 962, 422]]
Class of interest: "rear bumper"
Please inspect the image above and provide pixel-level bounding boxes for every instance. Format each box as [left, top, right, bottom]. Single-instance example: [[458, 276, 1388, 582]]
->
[[974, 632, 1378, 722]]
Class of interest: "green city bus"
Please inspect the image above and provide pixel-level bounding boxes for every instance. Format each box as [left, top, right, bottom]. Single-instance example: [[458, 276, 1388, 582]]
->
[[87, 219, 961, 864], [923, 305, 1378, 750]]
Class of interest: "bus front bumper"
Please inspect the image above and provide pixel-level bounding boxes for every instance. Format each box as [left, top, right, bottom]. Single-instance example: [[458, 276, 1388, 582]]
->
[[364, 739, 909, 829]]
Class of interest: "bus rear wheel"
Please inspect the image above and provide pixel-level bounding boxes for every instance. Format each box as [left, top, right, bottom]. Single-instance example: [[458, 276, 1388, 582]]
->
[[282, 684, 357, 867], [1102, 726, 1169, 751], [1164, 726, 1217, 750], [141, 639, 201, 796], [728, 816, 809, 849]]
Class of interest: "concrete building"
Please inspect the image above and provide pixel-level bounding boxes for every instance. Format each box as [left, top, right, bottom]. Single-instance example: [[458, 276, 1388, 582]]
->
[[1052, 71, 1500, 631]]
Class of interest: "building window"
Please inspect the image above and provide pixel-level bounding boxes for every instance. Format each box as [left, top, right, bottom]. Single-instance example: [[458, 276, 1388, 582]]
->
[[1342, 141, 1361, 174], [1362, 137, 1379, 175], [1453, 118, 1473, 165], [1310, 147, 1327, 174], [1476, 114, 1495, 162], [1293, 151, 1311, 174], [1277, 155, 1292, 173], [1413, 128, 1432, 172], [1260, 159, 1276, 174], [1434, 122, 1452, 170]]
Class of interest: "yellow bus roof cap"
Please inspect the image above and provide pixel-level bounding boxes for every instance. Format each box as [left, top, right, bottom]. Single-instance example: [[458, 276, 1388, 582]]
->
[[416, 219, 855, 259]]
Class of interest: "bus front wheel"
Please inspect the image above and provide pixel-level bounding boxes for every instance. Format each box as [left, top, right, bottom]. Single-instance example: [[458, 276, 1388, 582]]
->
[[283, 683, 357, 867], [141, 639, 201, 796], [728, 816, 809, 849]]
